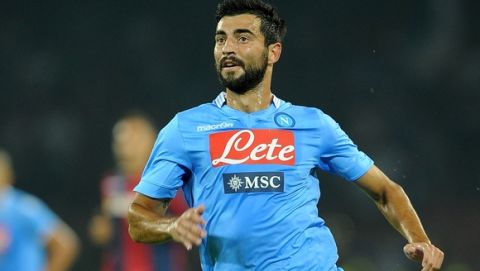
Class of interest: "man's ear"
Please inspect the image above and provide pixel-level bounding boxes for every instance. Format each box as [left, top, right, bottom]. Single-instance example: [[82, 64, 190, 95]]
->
[[268, 42, 282, 64]]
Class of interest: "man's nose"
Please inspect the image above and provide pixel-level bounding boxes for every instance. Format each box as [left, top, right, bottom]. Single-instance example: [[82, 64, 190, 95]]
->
[[222, 38, 237, 55]]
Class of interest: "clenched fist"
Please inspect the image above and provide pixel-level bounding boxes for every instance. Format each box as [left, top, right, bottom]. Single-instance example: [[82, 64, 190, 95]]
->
[[404, 242, 444, 271]]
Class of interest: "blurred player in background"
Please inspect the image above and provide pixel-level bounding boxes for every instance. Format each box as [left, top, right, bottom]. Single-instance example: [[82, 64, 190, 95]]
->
[[0, 148, 79, 271], [89, 111, 190, 271], [127, 0, 444, 270]]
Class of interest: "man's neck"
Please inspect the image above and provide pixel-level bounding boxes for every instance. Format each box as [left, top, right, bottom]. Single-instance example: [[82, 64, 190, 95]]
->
[[225, 83, 273, 113]]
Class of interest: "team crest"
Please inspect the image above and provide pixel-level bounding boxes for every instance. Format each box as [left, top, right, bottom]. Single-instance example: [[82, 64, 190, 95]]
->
[[274, 113, 295, 128]]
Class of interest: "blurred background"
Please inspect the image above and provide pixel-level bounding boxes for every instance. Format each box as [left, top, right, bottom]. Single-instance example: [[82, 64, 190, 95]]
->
[[1, 0, 479, 270]]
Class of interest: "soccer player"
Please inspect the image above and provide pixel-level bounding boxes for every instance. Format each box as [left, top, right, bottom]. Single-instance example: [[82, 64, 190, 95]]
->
[[88, 112, 191, 271], [127, 0, 444, 270], [0, 149, 79, 271]]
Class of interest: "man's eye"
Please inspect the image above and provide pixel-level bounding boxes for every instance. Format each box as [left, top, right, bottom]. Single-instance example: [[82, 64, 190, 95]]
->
[[216, 37, 225, 44], [239, 36, 248, 42]]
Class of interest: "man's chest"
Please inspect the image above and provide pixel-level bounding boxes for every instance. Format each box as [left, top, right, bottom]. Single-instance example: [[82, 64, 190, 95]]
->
[[183, 127, 323, 171]]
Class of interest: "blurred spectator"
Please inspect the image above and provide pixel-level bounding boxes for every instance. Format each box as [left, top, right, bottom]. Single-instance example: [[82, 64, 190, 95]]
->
[[0, 148, 79, 271], [88, 111, 190, 271]]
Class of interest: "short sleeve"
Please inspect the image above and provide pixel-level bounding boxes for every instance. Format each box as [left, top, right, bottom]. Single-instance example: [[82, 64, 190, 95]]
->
[[21, 194, 59, 239], [134, 115, 191, 199], [317, 112, 374, 181]]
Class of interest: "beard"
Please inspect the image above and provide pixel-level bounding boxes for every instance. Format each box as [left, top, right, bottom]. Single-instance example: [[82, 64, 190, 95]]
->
[[216, 51, 268, 94]]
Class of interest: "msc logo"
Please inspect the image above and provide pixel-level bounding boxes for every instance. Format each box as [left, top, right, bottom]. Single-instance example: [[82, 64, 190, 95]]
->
[[223, 172, 284, 194]]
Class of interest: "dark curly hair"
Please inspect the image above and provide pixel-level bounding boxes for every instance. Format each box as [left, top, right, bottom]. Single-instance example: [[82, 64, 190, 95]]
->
[[215, 0, 287, 46]]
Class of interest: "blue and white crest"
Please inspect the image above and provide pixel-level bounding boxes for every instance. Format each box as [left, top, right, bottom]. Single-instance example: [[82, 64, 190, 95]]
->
[[274, 113, 295, 128]]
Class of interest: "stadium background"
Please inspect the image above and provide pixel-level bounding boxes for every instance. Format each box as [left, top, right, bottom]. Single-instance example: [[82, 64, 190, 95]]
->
[[1, 0, 478, 270]]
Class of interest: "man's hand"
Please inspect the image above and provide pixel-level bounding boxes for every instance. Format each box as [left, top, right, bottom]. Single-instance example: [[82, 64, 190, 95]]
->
[[404, 242, 444, 271], [167, 205, 207, 250]]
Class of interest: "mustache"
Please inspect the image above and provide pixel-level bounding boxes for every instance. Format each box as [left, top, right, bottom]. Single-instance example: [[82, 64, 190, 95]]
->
[[219, 56, 245, 68]]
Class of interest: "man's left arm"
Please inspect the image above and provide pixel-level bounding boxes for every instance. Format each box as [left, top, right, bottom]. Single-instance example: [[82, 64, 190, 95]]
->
[[355, 165, 444, 271], [45, 221, 80, 271]]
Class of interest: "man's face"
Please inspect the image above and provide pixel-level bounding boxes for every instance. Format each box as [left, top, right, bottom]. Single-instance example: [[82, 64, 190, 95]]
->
[[214, 14, 269, 94], [112, 118, 155, 173], [0, 152, 14, 189]]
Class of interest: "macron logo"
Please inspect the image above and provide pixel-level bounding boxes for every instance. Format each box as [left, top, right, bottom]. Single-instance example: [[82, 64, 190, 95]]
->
[[197, 122, 234, 132]]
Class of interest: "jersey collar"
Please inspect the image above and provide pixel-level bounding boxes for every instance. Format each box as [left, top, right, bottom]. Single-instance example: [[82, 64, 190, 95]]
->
[[213, 92, 284, 108]]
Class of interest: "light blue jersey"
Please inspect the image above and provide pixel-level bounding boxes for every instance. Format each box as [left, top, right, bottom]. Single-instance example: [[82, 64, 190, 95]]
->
[[0, 187, 59, 271], [135, 93, 373, 271]]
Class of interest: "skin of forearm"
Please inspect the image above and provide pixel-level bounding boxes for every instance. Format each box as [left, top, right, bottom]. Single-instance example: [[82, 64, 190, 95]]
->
[[375, 183, 430, 244], [127, 202, 176, 243], [45, 225, 80, 271], [46, 246, 78, 271]]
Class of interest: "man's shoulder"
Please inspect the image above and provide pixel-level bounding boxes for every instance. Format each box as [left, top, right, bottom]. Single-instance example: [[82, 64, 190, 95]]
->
[[283, 103, 329, 120], [285, 103, 320, 113], [280, 103, 338, 130], [170, 102, 227, 133], [10, 188, 37, 203], [178, 102, 218, 116], [8, 188, 49, 215]]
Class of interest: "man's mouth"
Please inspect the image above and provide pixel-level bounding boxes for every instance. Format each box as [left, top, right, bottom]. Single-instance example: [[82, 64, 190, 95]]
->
[[221, 58, 243, 69]]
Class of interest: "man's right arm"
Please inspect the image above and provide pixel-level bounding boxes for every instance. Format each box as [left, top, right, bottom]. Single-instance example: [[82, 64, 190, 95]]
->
[[127, 193, 207, 250]]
